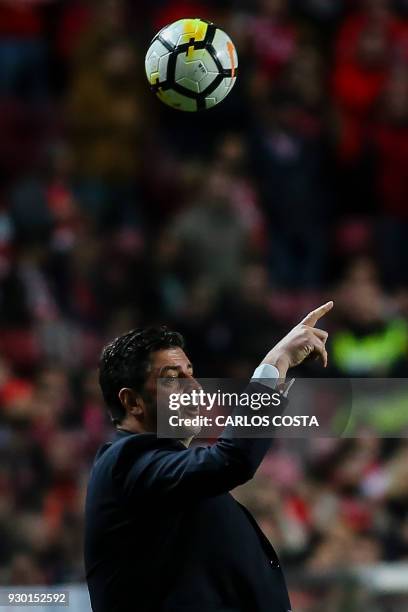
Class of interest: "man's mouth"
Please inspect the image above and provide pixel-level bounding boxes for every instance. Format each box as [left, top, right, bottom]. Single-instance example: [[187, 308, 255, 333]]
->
[[182, 405, 199, 417]]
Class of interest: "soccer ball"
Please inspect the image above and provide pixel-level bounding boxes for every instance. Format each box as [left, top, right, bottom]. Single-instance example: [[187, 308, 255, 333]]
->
[[145, 18, 238, 112]]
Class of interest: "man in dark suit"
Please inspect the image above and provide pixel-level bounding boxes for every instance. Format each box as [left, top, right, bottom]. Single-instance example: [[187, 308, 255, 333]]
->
[[84, 302, 333, 612]]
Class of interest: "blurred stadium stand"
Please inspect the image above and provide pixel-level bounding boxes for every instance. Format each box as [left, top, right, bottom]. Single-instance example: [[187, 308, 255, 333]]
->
[[0, 1, 407, 610]]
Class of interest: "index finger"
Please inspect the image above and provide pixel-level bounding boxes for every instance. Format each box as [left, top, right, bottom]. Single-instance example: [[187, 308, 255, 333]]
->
[[300, 301, 334, 327]]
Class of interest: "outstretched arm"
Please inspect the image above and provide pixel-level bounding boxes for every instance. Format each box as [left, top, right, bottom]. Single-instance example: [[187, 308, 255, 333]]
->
[[116, 302, 334, 502]]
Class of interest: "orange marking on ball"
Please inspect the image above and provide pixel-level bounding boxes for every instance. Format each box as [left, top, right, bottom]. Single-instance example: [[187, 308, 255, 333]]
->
[[227, 41, 236, 78]]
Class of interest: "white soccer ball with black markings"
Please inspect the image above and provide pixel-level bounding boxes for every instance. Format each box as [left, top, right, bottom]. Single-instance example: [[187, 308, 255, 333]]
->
[[145, 18, 238, 112]]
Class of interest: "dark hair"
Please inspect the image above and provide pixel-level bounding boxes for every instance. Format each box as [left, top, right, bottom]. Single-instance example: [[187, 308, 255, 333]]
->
[[99, 326, 185, 425]]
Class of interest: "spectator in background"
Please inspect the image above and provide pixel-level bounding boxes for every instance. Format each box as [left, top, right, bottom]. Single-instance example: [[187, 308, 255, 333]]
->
[[166, 164, 250, 293], [250, 88, 330, 288], [372, 66, 408, 288], [8, 143, 82, 247], [333, 0, 406, 163], [66, 9, 149, 232], [56, 0, 94, 63], [215, 262, 284, 375], [330, 257, 408, 376], [250, 0, 298, 82], [67, 39, 146, 183], [0, 0, 48, 99], [214, 132, 267, 252]]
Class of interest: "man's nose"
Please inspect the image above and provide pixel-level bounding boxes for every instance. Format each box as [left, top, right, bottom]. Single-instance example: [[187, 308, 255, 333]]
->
[[184, 376, 202, 393]]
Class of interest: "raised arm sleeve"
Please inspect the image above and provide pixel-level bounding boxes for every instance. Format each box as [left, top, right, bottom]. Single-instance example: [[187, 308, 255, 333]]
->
[[114, 379, 286, 503]]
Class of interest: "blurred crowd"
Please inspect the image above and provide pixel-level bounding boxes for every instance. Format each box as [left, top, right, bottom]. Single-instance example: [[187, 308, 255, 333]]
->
[[0, 0, 408, 602]]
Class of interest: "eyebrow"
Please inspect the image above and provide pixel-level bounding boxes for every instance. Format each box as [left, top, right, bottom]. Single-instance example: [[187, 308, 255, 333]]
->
[[158, 363, 193, 376]]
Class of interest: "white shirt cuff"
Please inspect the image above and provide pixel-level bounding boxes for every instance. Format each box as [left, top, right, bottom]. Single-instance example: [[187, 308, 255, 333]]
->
[[251, 364, 280, 389]]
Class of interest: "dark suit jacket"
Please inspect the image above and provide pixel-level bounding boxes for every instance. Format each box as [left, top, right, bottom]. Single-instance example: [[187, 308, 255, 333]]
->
[[85, 391, 291, 612]]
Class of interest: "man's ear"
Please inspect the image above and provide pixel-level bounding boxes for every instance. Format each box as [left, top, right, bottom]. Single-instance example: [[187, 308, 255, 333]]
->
[[118, 388, 144, 418]]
